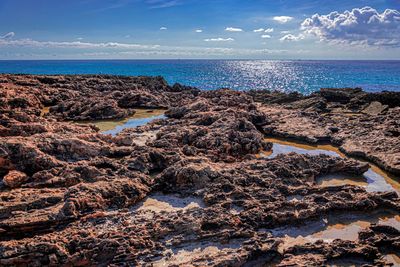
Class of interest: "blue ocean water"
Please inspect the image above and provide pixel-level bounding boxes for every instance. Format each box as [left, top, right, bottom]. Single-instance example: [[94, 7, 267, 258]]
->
[[0, 60, 399, 94]]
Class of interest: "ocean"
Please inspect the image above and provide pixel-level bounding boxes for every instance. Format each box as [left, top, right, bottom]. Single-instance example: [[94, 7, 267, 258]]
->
[[0, 60, 399, 94]]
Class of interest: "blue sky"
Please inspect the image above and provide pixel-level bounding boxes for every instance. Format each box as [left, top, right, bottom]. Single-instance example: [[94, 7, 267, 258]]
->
[[0, 0, 399, 59]]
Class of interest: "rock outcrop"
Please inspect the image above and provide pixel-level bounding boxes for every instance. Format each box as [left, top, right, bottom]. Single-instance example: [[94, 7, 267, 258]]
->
[[0, 75, 399, 266], [250, 88, 400, 175]]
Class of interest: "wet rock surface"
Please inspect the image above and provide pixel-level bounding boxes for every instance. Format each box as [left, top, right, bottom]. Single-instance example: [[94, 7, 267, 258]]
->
[[0, 74, 399, 266], [250, 88, 400, 175]]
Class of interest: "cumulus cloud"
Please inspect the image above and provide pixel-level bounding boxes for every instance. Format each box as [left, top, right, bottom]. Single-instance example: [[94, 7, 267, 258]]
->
[[225, 27, 243, 32], [280, 34, 304, 42], [273, 16, 293, 24], [264, 28, 274, 33], [0, 32, 15, 39], [253, 28, 264, 32], [204, 37, 234, 42], [301, 6, 400, 47], [195, 29, 203, 33], [261, 34, 271, 39], [159, 27, 167, 30]]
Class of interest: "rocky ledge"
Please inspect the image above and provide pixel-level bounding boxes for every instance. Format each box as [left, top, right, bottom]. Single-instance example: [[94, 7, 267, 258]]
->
[[0, 74, 399, 266]]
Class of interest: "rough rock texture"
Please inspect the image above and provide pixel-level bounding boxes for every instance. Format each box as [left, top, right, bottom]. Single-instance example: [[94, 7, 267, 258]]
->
[[250, 88, 400, 175], [0, 75, 399, 266], [2, 170, 28, 188]]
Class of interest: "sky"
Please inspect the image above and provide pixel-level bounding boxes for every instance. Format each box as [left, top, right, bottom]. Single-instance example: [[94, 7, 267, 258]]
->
[[0, 0, 399, 59]]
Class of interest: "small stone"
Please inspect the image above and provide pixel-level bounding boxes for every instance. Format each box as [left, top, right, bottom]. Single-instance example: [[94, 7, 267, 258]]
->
[[329, 126, 340, 133], [3, 170, 28, 188]]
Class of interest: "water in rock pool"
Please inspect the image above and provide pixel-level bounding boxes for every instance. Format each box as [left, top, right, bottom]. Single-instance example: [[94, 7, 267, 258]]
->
[[131, 193, 205, 213], [131, 193, 234, 266], [268, 210, 400, 254], [77, 108, 166, 135], [262, 137, 400, 195], [316, 174, 369, 188], [150, 240, 242, 267], [384, 254, 400, 266]]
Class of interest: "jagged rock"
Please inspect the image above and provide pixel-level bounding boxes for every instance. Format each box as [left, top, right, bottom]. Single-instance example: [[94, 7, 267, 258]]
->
[[254, 88, 400, 175], [0, 75, 399, 267], [2, 170, 28, 188]]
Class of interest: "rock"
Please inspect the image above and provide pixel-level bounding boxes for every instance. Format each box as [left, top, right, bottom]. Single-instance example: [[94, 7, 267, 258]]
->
[[3, 170, 28, 188], [0, 147, 9, 169], [248, 90, 304, 104], [362, 101, 388, 115], [289, 97, 327, 112], [0, 75, 399, 267], [50, 98, 134, 121], [255, 88, 400, 175], [118, 91, 165, 108], [319, 87, 363, 103], [361, 91, 400, 108]]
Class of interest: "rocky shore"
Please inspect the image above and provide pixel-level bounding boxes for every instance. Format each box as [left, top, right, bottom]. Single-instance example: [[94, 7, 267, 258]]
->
[[0, 74, 399, 266]]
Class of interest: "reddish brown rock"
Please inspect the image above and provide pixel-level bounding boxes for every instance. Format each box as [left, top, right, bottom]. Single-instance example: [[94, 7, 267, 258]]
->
[[0, 75, 399, 266], [2, 170, 28, 188], [251, 88, 400, 175]]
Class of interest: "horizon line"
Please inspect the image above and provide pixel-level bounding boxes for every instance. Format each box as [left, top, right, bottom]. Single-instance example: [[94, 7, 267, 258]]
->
[[1, 58, 400, 61]]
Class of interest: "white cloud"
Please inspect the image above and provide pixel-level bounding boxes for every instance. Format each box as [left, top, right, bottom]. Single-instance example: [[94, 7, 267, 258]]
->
[[280, 34, 304, 42], [146, 0, 180, 9], [204, 37, 234, 42], [264, 28, 274, 33], [0, 32, 15, 39], [0, 38, 160, 49], [281, 31, 291, 34], [225, 27, 243, 32], [76, 37, 84, 40], [195, 29, 203, 33], [159, 27, 167, 30], [0, 34, 307, 59], [82, 46, 290, 58], [273, 16, 294, 24], [261, 34, 271, 39], [301, 6, 400, 47], [253, 28, 264, 32]]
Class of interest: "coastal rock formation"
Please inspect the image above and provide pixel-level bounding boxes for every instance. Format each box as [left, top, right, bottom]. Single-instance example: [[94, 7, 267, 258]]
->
[[0, 74, 399, 266], [2, 170, 28, 188], [250, 88, 400, 175]]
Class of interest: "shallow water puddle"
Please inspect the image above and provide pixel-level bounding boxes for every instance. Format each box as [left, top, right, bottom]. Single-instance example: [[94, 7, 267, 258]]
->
[[384, 254, 400, 266], [151, 240, 242, 267], [270, 211, 400, 253], [78, 108, 166, 135], [263, 137, 400, 194], [263, 138, 344, 158], [287, 195, 304, 201], [132, 193, 205, 213], [316, 174, 369, 188]]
